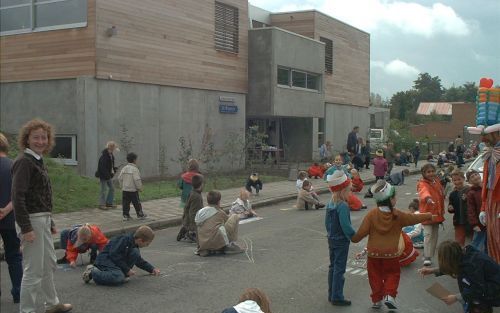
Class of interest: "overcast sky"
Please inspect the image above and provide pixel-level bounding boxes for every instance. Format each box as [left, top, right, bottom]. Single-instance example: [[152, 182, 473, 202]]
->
[[249, 0, 500, 99]]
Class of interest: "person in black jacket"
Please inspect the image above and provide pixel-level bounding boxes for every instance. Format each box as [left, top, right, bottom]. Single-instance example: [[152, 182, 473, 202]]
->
[[82, 226, 160, 285], [96, 141, 119, 209], [419, 241, 500, 313]]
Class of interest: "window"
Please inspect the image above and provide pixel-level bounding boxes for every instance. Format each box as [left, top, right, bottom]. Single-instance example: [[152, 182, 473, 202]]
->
[[320, 37, 333, 74], [277, 67, 290, 85], [50, 135, 77, 165], [0, 0, 87, 36], [292, 70, 306, 88], [214, 1, 239, 53], [251, 20, 269, 29], [307, 73, 319, 90]]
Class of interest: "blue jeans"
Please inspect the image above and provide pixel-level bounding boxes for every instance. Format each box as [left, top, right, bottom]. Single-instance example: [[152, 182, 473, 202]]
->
[[471, 230, 487, 253], [100, 179, 114, 206], [0, 228, 23, 301], [93, 248, 140, 286], [328, 239, 349, 302]]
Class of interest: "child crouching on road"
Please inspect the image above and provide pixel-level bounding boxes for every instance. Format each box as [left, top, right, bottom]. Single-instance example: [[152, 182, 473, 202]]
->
[[296, 180, 325, 210], [325, 171, 355, 306], [82, 226, 160, 285], [58, 223, 109, 267], [351, 180, 432, 310], [350, 169, 364, 192]]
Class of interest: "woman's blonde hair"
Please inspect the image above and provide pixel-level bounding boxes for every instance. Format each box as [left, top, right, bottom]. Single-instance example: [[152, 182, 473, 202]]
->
[[437, 240, 463, 278], [332, 183, 351, 203], [17, 118, 55, 155], [0, 132, 9, 153], [239, 288, 271, 313]]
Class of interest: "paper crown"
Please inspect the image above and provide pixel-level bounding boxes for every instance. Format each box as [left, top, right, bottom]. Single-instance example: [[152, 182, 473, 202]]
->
[[370, 180, 396, 202], [467, 77, 500, 135], [327, 171, 351, 191]]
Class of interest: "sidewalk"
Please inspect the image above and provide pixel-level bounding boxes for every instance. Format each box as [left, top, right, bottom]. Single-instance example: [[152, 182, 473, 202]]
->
[[50, 163, 428, 248]]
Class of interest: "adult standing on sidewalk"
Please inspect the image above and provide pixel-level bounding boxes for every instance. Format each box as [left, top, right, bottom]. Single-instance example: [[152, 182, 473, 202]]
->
[[346, 126, 359, 154], [12, 119, 72, 313], [0, 133, 22, 304], [412, 142, 421, 168], [95, 141, 119, 209]]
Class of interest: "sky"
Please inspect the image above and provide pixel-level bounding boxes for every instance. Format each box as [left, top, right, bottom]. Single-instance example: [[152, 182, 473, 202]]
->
[[249, 0, 500, 99]]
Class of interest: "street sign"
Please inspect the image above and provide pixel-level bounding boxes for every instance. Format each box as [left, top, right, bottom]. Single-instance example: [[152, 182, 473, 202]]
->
[[219, 103, 238, 114]]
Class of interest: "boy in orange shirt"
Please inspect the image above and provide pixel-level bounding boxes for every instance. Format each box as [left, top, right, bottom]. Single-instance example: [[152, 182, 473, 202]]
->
[[57, 224, 109, 267], [416, 163, 445, 266], [352, 180, 432, 310]]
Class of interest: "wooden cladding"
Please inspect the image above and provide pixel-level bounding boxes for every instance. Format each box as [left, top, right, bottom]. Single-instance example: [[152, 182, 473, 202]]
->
[[215, 1, 239, 53], [320, 36, 333, 74]]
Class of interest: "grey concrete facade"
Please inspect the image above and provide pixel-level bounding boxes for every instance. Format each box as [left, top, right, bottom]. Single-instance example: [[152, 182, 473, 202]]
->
[[0, 78, 246, 178], [325, 102, 369, 154]]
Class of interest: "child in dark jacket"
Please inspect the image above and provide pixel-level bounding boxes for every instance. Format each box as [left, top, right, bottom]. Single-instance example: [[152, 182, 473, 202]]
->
[[419, 241, 500, 313], [448, 169, 472, 247], [177, 174, 204, 242], [245, 173, 263, 195], [82, 226, 160, 285], [466, 170, 486, 253]]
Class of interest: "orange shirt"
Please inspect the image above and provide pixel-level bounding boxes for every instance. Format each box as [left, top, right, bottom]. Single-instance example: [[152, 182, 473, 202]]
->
[[417, 178, 445, 224]]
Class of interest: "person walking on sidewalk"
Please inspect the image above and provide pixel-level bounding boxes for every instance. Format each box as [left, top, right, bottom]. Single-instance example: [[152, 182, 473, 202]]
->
[[178, 159, 202, 207], [0, 133, 22, 304], [412, 142, 421, 168], [12, 119, 72, 313], [118, 152, 147, 221], [95, 141, 119, 209]]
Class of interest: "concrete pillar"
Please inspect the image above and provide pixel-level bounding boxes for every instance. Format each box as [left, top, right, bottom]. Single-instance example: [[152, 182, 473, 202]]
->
[[76, 77, 98, 177]]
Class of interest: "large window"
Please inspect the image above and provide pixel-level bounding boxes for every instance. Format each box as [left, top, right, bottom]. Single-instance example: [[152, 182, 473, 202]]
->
[[320, 37, 333, 74], [277, 67, 321, 91], [0, 0, 87, 36], [50, 135, 77, 165], [214, 1, 239, 53]]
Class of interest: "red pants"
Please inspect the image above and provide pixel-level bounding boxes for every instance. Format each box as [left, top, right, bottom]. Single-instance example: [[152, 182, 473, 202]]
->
[[367, 257, 401, 303], [347, 194, 363, 211]]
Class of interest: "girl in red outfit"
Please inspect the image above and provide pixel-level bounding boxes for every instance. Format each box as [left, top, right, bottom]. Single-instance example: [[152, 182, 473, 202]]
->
[[351, 180, 432, 310], [350, 169, 364, 192]]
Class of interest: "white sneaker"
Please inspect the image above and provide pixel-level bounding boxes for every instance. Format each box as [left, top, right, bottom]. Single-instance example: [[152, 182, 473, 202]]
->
[[384, 295, 397, 310], [82, 265, 94, 283], [372, 301, 382, 309], [423, 258, 432, 266]]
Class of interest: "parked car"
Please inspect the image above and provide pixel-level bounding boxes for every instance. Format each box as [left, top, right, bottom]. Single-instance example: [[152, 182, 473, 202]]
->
[[468, 152, 485, 180]]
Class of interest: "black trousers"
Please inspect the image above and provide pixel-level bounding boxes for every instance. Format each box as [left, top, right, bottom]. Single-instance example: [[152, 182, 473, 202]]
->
[[122, 191, 144, 217]]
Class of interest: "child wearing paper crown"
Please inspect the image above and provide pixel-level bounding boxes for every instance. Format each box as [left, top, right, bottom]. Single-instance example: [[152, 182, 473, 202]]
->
[[351, 180, 432, 310], [324, 171, 356, 306]]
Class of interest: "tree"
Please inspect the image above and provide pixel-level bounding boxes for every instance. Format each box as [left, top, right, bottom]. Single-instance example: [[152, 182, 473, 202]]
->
[[442, 82, 478, 102], [413, 73, 443, 103], [390, 90, 417, 121]]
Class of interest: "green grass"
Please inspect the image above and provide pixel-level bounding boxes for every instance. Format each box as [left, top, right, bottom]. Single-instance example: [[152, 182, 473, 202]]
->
[[46, 160, 286, 213]]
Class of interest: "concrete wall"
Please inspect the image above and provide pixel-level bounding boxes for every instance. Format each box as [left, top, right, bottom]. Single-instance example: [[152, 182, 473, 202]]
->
[[1, 78, 246, 178], [325, 102, 369, 154], [248, 27, 325, 118], [281, 117, 313, 161]]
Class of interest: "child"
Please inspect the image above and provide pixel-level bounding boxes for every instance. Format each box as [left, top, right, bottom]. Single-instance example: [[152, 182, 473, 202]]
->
[[178, 159, 202, 207], [325, 171, 356, 306], [323, 155, 351, 179], [82, 226, 161, 285], [195, 191, 242, 257], [466, 170, 486, 252], [402, 199, 424, 248], [222, 288, 272, 313], [350, 169, 364, 192], [417, 163, 445, 266], [325, 156, 366, 211], [245, 173, 263, 195], [296, 180, 325, 210], [177, 174, 204, 242], [448, 169, 472, 247], [296, 171, 308, 191], [419, 241, 500, 313], [351, 180, 432, 310], [57, 224, 109, 267], [308, 162, 324, 179], [118, 152, 147, 221], [387, 169, 410, 186], [373, 149, 388, 180], [230, 188, 258, 219]]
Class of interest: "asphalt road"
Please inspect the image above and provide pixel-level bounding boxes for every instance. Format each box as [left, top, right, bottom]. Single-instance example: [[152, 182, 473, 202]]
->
[[0, 176, 477, 313]]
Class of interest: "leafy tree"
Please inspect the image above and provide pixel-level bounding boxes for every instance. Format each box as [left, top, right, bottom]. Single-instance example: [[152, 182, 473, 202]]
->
[[413, 72, 443, 103], [390, 90, 417, 121]]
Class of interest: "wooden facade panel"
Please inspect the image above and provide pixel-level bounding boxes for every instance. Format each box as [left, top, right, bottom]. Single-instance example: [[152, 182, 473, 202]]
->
[[270, 12, 315, 38], [0, 0, 96, 82], [96, 0, 248, 94]]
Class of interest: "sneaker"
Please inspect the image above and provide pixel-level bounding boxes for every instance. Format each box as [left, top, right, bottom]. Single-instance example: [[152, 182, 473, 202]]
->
[[384, 295, 397, 310], [98, 205, 107, 210], [331, 299, 352, 306], [361, 205, 368, 210], [57, 255, 69, 264], [82, 265, 94, 283], [372, 301, 382, 309], [123, 277, 130, 283], [316, 203, 326, 209], [198, 249, 210, 257], [137, 213, 147, 220], [224, 243, 244, 254], [45, 303, 73, 313], [123, 215, 132, 221], [106, 204, 117, 208], [423, 258, 432, 266]]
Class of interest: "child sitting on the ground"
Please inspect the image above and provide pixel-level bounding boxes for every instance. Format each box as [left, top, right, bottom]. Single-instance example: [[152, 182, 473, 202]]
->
[[387, 168, 410, 186], [308, 162, 325, 179], [230, 188, 258, 219], [118, 152, 147, 221], [350, 169, 364, 192], [82, 226, 160, 285], [57, 224, 109, 267], [402, 199, 424, 248], [245, 173, 263, 195], [177, 174, 204, 242], [296, 180, 325, 210], [195, 191, 243, 257], [325, 156, 366, 211], [297, 170, 322, 202]]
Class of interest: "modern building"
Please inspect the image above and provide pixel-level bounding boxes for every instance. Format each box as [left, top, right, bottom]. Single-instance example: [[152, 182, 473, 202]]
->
[[0, 0, 370, 177]]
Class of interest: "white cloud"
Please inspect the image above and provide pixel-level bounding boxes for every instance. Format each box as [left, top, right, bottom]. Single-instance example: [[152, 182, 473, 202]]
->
[[371, 59, 420, 78]]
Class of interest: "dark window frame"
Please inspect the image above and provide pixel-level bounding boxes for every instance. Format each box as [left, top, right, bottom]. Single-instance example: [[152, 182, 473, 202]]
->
[[214, 1, 239, 53], [320, 37, 333, 74]]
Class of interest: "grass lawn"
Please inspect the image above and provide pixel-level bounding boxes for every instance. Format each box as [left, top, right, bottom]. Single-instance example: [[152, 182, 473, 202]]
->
[[47, 161, 286, 213]]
